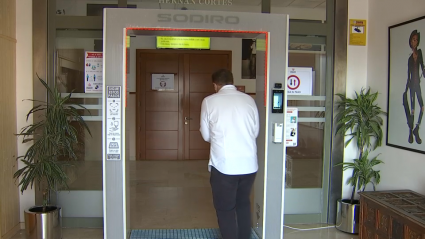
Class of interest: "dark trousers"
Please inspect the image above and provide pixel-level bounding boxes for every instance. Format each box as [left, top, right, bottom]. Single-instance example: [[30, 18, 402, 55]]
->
[[210, 167, 256, 239]]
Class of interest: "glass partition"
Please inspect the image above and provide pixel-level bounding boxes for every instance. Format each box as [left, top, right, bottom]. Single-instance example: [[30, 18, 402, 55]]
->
[[55, 0, 326, 21], [284, 41, 328, 222], [52, 0, 330, 228], [55, 30, 104, 228]]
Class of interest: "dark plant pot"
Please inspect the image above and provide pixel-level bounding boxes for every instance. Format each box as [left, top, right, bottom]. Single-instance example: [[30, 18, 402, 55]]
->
[[25, 206, 62, 239], [335, 199, 360, 234]]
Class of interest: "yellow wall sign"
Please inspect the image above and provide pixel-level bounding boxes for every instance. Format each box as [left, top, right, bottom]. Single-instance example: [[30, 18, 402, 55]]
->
[[156, 36, 210, 49], [349, 19, 367, 46], [126, 36, 130, 48]]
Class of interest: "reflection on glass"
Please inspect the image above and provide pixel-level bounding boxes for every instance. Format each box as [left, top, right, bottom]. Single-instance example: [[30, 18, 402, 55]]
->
[[285, 52, 326, 189], [56, 46, 103, 192], [55, 34, 104, 228]]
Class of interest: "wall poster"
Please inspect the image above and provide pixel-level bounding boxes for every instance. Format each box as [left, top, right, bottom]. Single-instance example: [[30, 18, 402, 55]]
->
[[106, 86, 122, 160], [387, 15, 425, 154], [85, 51, 103, 93], [286, 108, 298, 147]]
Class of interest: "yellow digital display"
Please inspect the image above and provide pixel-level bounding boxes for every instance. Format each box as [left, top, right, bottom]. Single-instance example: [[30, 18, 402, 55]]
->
[[156, 36, 210, 49]]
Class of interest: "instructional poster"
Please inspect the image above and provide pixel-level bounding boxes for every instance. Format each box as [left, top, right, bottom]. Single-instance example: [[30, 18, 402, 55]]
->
[[85, 52, 103, 93], [106, 86, 122, 161], [286, 108, 298, 147], [152, 74, 175, 90], [287, 67, 313, 95]]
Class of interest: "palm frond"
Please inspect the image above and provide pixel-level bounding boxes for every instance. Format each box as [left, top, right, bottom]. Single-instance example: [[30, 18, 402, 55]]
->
[[15, 76, 91, 196], [334, 88, 386, 202]]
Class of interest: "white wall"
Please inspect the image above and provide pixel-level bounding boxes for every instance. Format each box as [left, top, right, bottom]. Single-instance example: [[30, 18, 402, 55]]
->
[[16, 0, 34, 222], [342, 0, 369, 199], [343, 0, 425, 199], [56, 0, 326, 21], [366, 0, 425, 195]]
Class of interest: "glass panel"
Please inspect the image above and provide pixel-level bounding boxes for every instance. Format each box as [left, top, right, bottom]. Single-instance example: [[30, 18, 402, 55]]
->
[[55, 0, 326, 20], [55, 30, 104, 228], [286, 52, 326, 189]]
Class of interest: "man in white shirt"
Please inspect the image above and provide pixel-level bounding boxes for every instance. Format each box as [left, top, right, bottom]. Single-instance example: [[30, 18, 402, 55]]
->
[[200, 69, 259, 239]]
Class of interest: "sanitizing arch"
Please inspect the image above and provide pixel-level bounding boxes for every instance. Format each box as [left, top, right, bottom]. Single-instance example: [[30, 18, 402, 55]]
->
[[103, 8, 288, 239]]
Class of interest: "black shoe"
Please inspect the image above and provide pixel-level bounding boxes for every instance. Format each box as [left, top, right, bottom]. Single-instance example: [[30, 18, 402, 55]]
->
[[413, 125, 422, 144], [409, 129, 414, 144]]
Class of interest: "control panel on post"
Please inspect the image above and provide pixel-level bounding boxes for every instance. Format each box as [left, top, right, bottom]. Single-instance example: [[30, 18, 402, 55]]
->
[[271, 83, 284, 114]]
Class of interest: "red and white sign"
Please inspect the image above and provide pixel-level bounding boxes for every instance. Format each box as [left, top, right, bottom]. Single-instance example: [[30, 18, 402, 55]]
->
[[85, 51, 103, 93], [287, 67, 313, 95]]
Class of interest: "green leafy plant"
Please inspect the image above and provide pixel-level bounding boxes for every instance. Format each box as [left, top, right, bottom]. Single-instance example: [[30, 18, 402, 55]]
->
[[335, 88, 386, 203], [14, 76, 91, 210]]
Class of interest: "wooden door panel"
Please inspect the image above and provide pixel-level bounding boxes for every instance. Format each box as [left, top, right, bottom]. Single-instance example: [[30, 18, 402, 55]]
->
[[189, 73, 215, 93], [145, 112, 178, 131], [145, 92, 179, 112], [189, 111, 200, 131], [189, 54, 229, 73], [190, 131, 209, 149], [145, 54, 179, 72], [185, 52, 231, 160], [189, 93, 212, 112], [146, 131, 178, 150], [146, 150, 178, 160], [137, 51, 183, 160], [190, 150, 209, 160], [137, 50, 231, 160]]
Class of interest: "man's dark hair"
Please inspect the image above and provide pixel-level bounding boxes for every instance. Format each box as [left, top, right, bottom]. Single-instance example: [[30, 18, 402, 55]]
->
[[212, 69, 234, 86]]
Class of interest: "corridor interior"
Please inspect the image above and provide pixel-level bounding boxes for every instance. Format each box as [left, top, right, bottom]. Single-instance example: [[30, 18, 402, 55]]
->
[[11, 42, 358, 239]]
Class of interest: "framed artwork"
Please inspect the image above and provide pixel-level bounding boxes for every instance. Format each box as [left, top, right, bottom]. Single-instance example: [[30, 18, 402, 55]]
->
[[387, 15, 425, 154], [242, 39, 256, 79]]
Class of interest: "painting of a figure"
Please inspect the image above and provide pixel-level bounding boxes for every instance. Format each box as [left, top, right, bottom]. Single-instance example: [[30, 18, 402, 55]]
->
[[387, 16, 425, 154]]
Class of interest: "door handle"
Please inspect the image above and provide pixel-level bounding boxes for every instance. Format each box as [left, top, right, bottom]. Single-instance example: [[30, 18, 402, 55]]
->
[[185, 117, 192, 120]]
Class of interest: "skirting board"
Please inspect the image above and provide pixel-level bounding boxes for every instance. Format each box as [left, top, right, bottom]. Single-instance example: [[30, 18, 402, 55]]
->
[[1, 223, 21, 239]]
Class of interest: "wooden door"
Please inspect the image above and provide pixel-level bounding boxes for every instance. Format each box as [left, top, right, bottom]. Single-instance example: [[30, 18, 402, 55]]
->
[[185, 53, 230, 159], [136, 50, 231, 160]]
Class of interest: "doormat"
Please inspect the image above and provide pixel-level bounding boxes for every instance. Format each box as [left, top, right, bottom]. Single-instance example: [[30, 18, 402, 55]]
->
[[130, 228, 260, 239]]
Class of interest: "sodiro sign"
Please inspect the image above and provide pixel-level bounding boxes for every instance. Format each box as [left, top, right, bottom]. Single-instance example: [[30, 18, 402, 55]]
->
[[159, 0, 233, 5], [158, 14, 239, 24]]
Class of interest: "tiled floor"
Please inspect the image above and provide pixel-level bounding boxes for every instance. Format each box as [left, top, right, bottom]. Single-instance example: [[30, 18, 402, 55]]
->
[[11, 160, 359, 238], [128, 161, 218, 229], [11, 226, 358, 238]]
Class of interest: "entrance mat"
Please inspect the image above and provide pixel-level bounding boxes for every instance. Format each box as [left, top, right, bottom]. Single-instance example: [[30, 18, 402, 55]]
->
[[130, 228, 260, 239]]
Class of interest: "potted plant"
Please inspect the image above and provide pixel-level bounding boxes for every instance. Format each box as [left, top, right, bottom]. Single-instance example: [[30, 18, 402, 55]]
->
[[15, 76, 91, 239], [334, 88, 386, 234]]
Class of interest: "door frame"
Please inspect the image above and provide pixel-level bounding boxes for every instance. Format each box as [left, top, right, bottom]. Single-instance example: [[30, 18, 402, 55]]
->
[[135, 49, 232, 161], [103, 9, 289, 239]]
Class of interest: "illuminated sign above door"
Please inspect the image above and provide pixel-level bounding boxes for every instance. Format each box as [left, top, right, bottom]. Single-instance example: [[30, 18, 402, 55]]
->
[[156, 36, 211, 49]]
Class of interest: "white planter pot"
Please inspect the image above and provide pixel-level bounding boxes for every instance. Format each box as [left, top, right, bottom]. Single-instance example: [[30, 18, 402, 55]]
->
[[25, 206, 62, 239], [335, 199, 360, 234]]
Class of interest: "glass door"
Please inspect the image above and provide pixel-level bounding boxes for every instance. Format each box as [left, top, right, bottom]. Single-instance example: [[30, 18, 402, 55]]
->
[[284, 39, 330, 224]]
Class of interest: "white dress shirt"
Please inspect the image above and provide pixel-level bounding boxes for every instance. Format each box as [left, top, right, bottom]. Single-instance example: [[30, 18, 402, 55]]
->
[[200, 85, 259, 175]]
